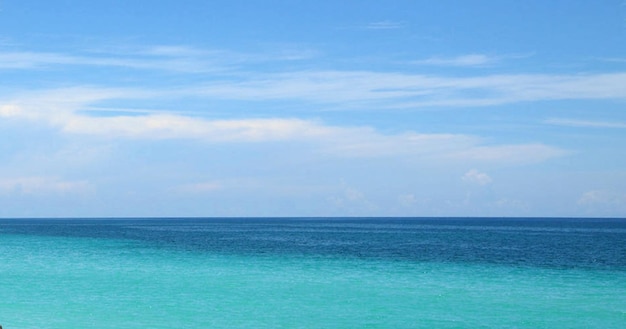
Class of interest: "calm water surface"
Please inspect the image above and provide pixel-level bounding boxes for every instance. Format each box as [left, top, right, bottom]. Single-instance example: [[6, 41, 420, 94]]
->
[[1, 218, 625, 328]]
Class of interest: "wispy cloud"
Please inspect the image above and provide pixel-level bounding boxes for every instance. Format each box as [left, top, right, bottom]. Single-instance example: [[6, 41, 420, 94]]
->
[[361, 21, 406, 30], [1, 87, 566, 164], [0, 49, 222, 72], [0, 176, 92, 195], [63, 115, 337, 142], [449, 144, 569, 165], [1, 45, 602, 168], [599, 57, 626, 63], [174, 181, 222, 194], [193, 70, 626, 108], [411, 53, 534, 67], [578, 190, 626, 213], [0, 45, 315, 72], [462, 169, 492, 185], [2, 46, 625, 109], [0, 87, 155, 121], [544, 118, 626, 129], [412, 54, 498, 67]]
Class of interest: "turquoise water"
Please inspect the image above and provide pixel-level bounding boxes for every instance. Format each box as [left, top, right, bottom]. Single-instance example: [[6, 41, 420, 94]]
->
[[1, 218, 625, 328]]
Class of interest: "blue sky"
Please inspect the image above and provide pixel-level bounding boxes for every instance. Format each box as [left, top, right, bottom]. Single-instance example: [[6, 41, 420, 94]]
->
[[1, 0, 625, 217]]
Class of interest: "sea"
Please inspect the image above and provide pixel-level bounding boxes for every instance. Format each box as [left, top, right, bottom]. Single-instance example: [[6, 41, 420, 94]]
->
[[1, 217, 625, 328]]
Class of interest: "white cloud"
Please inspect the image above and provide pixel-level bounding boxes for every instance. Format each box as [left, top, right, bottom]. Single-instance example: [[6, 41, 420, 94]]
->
[[174, 182, 222, 193], [0, 46, 316, 72], [578, 190, 626, 206], [62, 115, 334, 142], [194, 70, 626, 109], [0, 49, 199, 72], [577, 190, 626, 216], [398, 193, 417, 207], [0, 87, 150, 120], [0, 48, 229, 72], [319, 130, 477, 158], [544, 118, 626, 129], [0, 88, 567, 164], [0, 177, 92, 195], [397, 194, 431, 208], [490, 198, 530, 214], [412, 54, 496, 67], [0, 104, 21, 116], [0, 51, 75, 69], [600, 57, 626, 63], [328, 182, 378, 214], [462, 169, 492, 185], [450, 144, 569, 165], [411, 53, 533, 67], [362, 21, 406, 30]]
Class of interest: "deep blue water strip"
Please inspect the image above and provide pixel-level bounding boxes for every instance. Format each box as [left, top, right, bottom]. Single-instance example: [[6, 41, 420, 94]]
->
[[1, 217, 625, 270]]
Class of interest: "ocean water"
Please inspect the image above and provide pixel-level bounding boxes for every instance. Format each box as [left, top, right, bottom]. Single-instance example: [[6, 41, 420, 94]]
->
[[1, 218, 625, 328]]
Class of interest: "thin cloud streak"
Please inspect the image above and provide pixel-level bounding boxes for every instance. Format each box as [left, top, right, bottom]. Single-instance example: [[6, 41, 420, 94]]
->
[[0, 176, 92, 195], [410, 53, 533, 67], [362, 21, 406, 30], [194, 71, 626, 108], [412, 54, 497, 67], [447, 144, 569, 165], [545, 118, 626, 129], [0, 50, 231, 73], [0, 46, 316, 73]]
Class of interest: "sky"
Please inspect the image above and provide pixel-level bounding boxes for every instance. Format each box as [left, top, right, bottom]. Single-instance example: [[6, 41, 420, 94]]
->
[[1, 0, 625, 217]]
